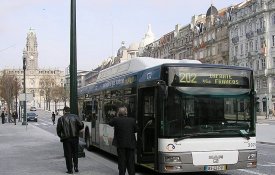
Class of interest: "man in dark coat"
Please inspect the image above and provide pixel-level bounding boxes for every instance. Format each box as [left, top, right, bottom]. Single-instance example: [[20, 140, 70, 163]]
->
[[1, 111, 5, 124], [12, 111, 18, 125], [109, 106, 138, 175], [56, 107, 84, 174], [51, 112, 56, 125]]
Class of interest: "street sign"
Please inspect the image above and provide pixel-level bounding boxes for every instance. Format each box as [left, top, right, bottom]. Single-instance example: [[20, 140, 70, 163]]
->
[[19, 93, 33, 101]]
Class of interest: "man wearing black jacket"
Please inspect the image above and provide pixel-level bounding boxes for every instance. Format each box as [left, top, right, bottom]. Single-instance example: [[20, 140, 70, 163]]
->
[[57, 106, 84, 174], [109, 106, 138, 175]]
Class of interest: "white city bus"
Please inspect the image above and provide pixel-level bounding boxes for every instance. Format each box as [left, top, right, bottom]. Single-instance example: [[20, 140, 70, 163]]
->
[[78, 57, 257, 173]]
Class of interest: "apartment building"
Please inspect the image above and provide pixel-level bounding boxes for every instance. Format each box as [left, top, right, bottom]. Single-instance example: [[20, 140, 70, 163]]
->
[[228, 0, 275, 113]]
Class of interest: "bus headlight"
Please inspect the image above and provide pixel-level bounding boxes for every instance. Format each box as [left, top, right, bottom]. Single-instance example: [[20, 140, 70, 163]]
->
[[165, 156, 181, 163], [247, 161, 257, 168], [248, 152, 257, 160], [165, 165, 183, 171]]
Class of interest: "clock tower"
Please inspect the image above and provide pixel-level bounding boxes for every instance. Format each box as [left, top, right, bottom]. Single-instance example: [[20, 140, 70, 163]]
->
[[24, 28, 38, 70]]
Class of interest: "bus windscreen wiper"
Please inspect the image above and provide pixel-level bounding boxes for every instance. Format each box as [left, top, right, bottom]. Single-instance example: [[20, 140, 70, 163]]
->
[[174, 133, 211, 142], [216, 129, 250, 140], [174, 129, 250, 142]]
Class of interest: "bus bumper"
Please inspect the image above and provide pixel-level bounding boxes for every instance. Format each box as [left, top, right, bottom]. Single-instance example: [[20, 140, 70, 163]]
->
[[158, 150, 257, 173]]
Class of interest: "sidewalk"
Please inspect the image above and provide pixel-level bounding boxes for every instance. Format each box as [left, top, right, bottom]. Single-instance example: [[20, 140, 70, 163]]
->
[[0, 122, 118, 175], [257, 115, 275, 121], [256, 115, 275, 145]]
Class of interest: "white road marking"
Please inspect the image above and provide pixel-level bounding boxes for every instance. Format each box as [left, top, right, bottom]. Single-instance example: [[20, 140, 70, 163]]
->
[[38, 118, 53, 125], [256, 123, 269, 126], [257, 162, 275, 167], [238, 169, 267, 175]]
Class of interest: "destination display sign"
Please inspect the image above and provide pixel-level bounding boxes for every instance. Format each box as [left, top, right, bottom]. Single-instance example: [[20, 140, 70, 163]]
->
[[169, 67, 251, 88]]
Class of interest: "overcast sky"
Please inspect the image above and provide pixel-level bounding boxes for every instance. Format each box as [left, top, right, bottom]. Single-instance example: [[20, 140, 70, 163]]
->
[[0, 0, 242, 71]]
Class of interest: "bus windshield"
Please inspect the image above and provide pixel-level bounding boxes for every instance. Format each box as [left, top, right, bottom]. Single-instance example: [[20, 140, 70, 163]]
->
[[162, 86, 255, 139]]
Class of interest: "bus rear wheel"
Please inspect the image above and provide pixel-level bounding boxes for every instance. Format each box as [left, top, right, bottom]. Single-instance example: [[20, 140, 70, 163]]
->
[[85, 131, 92, 151]]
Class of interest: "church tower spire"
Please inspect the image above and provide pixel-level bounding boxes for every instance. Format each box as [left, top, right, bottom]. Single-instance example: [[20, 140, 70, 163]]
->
[[24, 28, 38, 70]]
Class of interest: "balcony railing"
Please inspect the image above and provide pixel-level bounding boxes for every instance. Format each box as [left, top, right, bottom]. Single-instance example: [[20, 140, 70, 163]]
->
[[205, 39, 215, 45], [232, 36, 239, 44], [247, 52, 252, 59], [246, 31, 254, 39], [267, 68, 275, 75], [247, 51, 256, 58], [257, 27, 265, 35], [254, 70, 265, 76], [221, 51, 228, 56], [232, 56, 237, 63]]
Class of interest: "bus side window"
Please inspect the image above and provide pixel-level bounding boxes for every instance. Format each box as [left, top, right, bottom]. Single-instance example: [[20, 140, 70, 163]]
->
[[93, 100, 98, 114], [103, 101, 117, 123], [124, 96, 136, 119]]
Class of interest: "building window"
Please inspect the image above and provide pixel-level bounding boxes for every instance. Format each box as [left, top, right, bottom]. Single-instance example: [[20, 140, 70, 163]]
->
[[272, 35, 275, 47], [260, 39, 265, 49], [262, 59, 266, 69], [255, 39, 258, 51], [259, 17, 264, 28], [218, 43, 222, 54], [262, 79, 267, 88], [179, 53, 182, 59], [260, 0, 263, 7], [250, 62, 253, 69], [212, 46, 216, 55], [241, 44, 243, 55], [200, 51, 203, 59], [273, 57, 275, 68], [257, 79, 260, 89], [272, 14, 275, 25], [249, 41, 254, 51], [234, 46, 238, 56], [212, 32, 215, 40]]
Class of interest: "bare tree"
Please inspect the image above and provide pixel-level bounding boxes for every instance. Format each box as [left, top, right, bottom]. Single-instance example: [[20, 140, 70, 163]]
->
[[39, 75, 56, 111], [62, 85, 70, 107], [50, 85, 65, 112], [0, 73, 21, 119]]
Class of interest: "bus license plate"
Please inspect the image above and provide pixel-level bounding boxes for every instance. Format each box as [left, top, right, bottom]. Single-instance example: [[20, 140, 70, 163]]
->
[[204, 165, 226, 171]]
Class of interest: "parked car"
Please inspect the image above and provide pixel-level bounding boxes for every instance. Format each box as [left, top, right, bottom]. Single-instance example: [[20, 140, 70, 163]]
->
[[30, 106, 37, 111], [27, 112, 38, 122]]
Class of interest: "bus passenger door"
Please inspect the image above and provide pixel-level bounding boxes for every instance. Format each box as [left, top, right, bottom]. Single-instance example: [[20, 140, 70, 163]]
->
[[137, 87, 157, 169]]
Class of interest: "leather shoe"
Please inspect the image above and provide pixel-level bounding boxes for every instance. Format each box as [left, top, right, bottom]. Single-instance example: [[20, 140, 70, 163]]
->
[[74, 168, 79, 173], [66, 171, 73, 174]]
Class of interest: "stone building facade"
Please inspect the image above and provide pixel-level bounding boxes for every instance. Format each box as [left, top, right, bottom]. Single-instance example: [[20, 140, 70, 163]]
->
[[141, 4, 231, 66], [0, 29, 65, 110], [192, 5, 230, 64], [228, 0, 275, 113], [139, 1, 275, 114]]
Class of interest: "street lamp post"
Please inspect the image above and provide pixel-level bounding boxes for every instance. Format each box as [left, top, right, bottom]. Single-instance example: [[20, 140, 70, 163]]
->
[[266, 95, 269, 119], [264, 94, 268, 119], [70, 0, 78, 115], [22, 57, 27, 125], [44, 97, 45, 110]]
